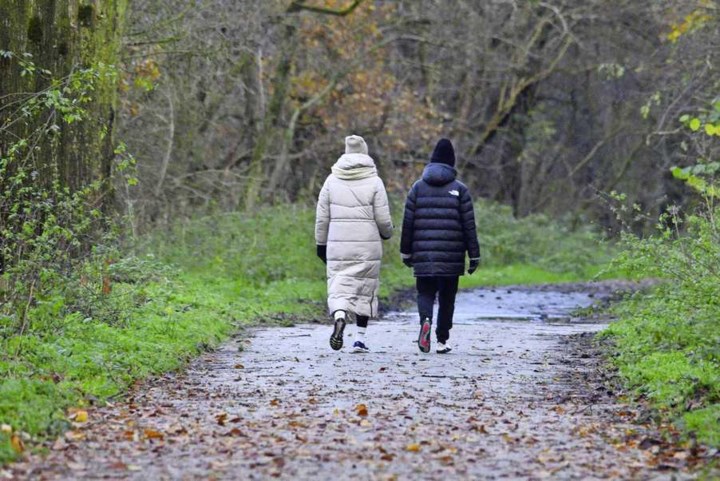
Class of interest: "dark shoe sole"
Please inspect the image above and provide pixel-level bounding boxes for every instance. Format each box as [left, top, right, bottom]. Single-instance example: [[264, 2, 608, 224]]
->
[[418, 320, 431, 353], [436, 347, 452, 354], [330, 318, 345, 351]]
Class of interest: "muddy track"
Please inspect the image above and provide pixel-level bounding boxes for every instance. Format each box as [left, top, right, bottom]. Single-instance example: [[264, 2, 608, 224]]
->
[[9, 283, 713, 480]]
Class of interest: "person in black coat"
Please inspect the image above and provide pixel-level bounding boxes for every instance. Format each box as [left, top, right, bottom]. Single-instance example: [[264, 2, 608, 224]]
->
[[400, 138, 480, 353]]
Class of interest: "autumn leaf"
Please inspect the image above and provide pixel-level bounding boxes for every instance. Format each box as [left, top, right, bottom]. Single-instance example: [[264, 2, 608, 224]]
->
[[471, 424, 488, 434], [73, 410, 89, 423], [66, 461, 86, 471], [234, 364, 244, 369], [216, 413, 228, 426], [65, 430, 86, 441], [143, 429, 164, 440], [270, 399, 280, 407], [355, 403, 368, 417], [405, 443, 421, 452], [102, 275, 112, 295], [52, 438, 68, 451], [10, 434, 24, 453]]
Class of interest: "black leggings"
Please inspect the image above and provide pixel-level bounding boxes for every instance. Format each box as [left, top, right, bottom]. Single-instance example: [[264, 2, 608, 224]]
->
[[416, 276, 459, 343], [356, 315, 369, 328]]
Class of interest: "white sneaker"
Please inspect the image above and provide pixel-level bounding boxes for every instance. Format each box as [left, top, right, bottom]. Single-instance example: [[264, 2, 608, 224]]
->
[[436, 342, 452, 354]]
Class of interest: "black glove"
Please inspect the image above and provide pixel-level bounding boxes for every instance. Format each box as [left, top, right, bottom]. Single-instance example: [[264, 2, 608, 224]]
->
[[402, 256, 413, 268], [317, 245, 327, 264], [468, 258, 479, 275]]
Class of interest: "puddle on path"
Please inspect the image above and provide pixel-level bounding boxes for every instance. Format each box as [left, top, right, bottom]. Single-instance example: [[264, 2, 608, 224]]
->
[[388, 288, 597, 323]]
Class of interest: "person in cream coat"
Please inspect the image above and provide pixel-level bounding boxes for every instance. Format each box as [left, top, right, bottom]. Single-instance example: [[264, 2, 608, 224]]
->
[[315, 135, 393, 353]]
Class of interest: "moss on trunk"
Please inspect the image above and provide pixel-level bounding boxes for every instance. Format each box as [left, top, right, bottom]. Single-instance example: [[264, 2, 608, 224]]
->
[[0, 0, 128, 195]]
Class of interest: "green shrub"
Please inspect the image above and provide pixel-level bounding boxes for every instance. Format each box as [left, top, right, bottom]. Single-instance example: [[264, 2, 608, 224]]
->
[[605, 205, 720, 446], [474, 201, 606, 274], [143, 199, 609, 285]]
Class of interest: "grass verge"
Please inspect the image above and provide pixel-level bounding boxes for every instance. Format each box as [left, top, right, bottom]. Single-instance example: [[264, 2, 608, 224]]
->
[[603, 283, 720, 447], [601, 211, 720, 448]]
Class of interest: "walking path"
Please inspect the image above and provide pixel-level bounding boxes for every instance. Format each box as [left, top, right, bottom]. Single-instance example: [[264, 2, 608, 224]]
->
[[10, 285, 708, 480]]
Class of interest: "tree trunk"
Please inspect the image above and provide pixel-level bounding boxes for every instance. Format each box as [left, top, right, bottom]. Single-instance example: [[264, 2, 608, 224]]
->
[[0, 0, 127, 195], [243, 20, 299, 212]]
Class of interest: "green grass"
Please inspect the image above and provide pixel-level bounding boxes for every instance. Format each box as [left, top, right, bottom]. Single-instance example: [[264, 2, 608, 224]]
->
[[0, 200, 609, 464], [602, 212, 720, 447], [603, 284, 720, 447]]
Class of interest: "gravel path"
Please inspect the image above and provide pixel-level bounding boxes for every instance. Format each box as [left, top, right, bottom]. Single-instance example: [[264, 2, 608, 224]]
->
[[10, 285, 708, 480]]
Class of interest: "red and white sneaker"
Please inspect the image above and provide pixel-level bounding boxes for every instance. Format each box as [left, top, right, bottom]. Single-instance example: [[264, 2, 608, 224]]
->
[[418, 317, 432, 353]]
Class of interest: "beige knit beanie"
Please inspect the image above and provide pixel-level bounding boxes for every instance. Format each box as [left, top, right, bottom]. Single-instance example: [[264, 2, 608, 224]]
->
[[345, 135, 368, 155]]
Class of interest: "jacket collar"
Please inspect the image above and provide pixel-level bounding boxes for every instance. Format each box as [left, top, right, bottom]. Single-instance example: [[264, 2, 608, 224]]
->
[[332, 153, 377, 180]]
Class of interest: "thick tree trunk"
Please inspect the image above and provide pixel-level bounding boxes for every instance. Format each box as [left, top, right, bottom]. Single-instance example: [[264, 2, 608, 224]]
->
[[0, 0, 127, 194]]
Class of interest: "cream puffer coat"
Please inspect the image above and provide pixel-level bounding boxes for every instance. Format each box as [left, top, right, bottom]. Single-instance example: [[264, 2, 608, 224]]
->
[[315, 138, 393, 318]]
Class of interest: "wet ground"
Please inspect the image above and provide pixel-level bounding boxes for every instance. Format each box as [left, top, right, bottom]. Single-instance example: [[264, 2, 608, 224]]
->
[[9, 283, 712, 480]]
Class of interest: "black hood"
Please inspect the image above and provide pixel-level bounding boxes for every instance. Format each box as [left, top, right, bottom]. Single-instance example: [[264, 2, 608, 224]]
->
[[422, 162, 457, 186]]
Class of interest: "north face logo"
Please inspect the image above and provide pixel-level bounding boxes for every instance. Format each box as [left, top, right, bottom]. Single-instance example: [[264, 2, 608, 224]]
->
[[449, 190, 459, 196]]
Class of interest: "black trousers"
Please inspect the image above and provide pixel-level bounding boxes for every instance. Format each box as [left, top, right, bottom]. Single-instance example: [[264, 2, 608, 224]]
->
[[416, 276, 459, 343], [356, 315, 368, 328]]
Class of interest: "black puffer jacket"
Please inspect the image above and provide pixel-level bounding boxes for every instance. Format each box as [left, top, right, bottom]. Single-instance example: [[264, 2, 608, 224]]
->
[[400, 163, 480, 277]]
